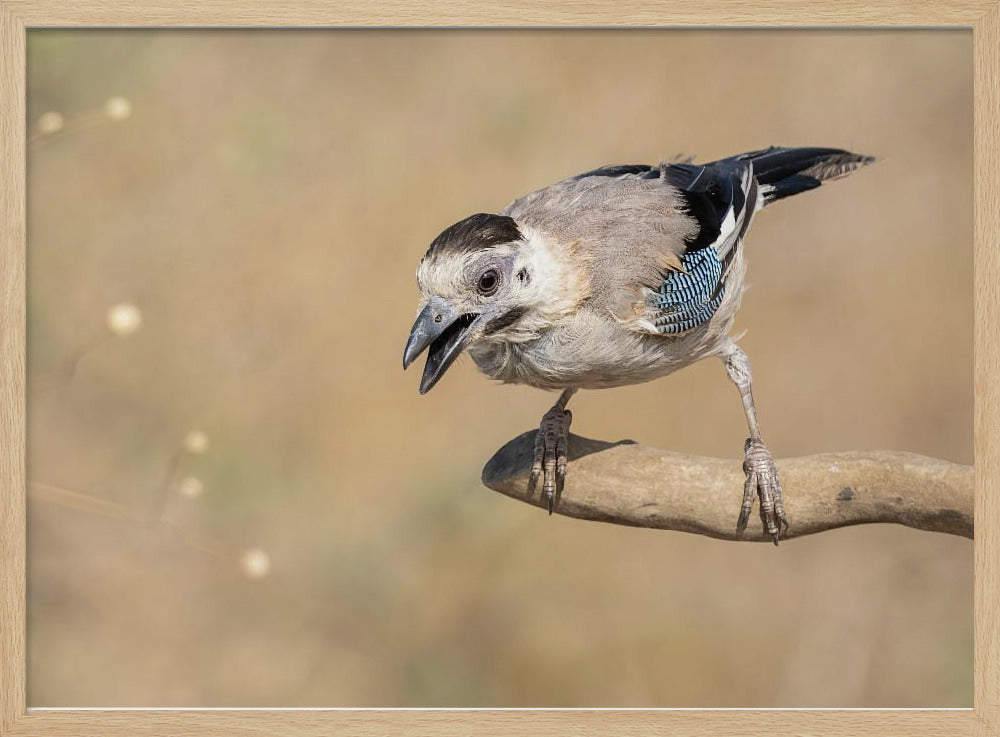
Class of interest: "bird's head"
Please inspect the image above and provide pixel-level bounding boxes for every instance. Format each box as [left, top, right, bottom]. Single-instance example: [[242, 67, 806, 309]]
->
[[403, 212, 584, 394]]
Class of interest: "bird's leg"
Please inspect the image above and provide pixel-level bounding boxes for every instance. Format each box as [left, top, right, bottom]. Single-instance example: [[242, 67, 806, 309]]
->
[[529, 388, 576, 515], [720, 342, 789, 544]]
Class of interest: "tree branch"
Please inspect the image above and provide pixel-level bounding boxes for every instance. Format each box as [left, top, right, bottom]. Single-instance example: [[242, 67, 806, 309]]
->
[[481, 431, 973, 541]]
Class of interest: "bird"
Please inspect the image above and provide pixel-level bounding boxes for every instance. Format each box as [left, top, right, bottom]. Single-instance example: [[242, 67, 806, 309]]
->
[[403, 146, 875, 543]]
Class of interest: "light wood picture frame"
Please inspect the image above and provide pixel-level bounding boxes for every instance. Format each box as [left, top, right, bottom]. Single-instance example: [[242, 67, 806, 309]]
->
[[1, 2, 997, 735]]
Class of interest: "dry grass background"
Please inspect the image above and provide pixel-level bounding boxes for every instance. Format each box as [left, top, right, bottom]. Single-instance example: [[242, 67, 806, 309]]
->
[[24, 29, 972, 707]]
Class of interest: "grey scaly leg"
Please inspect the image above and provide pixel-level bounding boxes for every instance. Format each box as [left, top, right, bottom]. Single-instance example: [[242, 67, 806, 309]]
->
[[720, 341, 789, 544], [529, 388, 576, 514]]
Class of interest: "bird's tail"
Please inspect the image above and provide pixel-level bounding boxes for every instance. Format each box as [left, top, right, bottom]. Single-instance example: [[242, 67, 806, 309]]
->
[[731, 146, 876, 205]]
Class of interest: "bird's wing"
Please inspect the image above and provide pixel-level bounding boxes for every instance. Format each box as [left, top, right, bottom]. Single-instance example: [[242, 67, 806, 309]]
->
[[636, 146, 874, 335], [632, 146, 875, 335], [503, 160, 759, 336]]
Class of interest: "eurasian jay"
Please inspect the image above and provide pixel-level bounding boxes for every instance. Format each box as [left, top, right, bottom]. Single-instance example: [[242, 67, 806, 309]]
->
[[404, 146, 874, 543]]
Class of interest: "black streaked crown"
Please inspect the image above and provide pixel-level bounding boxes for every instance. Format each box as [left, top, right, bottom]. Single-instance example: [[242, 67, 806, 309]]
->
[[424, 213, 522, 260]]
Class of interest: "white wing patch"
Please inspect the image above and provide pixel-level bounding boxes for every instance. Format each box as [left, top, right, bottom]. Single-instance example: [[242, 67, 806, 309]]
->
[[710, 162, 756, 261], [709, 207, 737, 253]]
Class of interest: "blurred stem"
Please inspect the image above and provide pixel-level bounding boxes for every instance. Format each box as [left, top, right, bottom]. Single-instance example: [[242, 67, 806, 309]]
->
[[29, 480, 233, 561], [29, 333, 112, 395], [147, 448, 182, 522], [28, 109, 119, 145]]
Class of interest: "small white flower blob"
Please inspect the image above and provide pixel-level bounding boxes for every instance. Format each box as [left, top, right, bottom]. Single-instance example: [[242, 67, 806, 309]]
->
[[106, 302, 142, 336], [37, 111, 64, 134], [178, 476, 204, 499], [183, 430, 210, 454], [104, 96, 132, 120], [241, 549, 271, 579]]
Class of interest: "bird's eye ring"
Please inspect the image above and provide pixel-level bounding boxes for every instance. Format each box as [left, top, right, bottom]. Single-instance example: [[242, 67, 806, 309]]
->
[[477, 268, 500, 296]]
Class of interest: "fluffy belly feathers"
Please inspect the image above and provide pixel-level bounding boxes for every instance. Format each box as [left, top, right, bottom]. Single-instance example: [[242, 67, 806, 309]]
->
[[468, 307, 729, 390]]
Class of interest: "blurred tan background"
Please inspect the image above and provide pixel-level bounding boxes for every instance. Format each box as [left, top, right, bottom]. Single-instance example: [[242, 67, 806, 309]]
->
[[25, 30, 972, 707]]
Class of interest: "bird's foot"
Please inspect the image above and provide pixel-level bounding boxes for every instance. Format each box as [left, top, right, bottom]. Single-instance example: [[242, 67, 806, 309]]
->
[[738, 438, 789, 545], [529, 405, 573, 514]]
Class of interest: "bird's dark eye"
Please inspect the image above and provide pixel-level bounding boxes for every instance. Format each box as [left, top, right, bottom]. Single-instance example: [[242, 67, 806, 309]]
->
[[477, 268, 500, 296]]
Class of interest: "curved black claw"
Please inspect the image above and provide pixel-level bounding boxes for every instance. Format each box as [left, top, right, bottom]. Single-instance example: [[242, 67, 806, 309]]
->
[[528, 407, 572, 514], [738, 438, 790, 544]]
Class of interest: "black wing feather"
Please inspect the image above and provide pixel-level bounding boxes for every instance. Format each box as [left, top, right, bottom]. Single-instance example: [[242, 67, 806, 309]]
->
[[662, 162, 747, 251]]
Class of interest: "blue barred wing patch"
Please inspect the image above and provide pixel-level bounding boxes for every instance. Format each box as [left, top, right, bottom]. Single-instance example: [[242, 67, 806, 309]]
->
[[650, 248, 725, 334]]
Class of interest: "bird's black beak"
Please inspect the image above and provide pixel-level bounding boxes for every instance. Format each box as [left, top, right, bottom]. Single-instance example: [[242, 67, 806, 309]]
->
[[403, 300, 480, 394]]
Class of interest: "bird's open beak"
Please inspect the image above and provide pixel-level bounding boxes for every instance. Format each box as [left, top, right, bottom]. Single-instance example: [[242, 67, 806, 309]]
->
[[403, 300, 481, 394]]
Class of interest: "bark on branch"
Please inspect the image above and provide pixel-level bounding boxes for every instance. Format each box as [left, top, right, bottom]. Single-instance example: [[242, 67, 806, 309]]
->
[[481, 431, 973, 541]]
